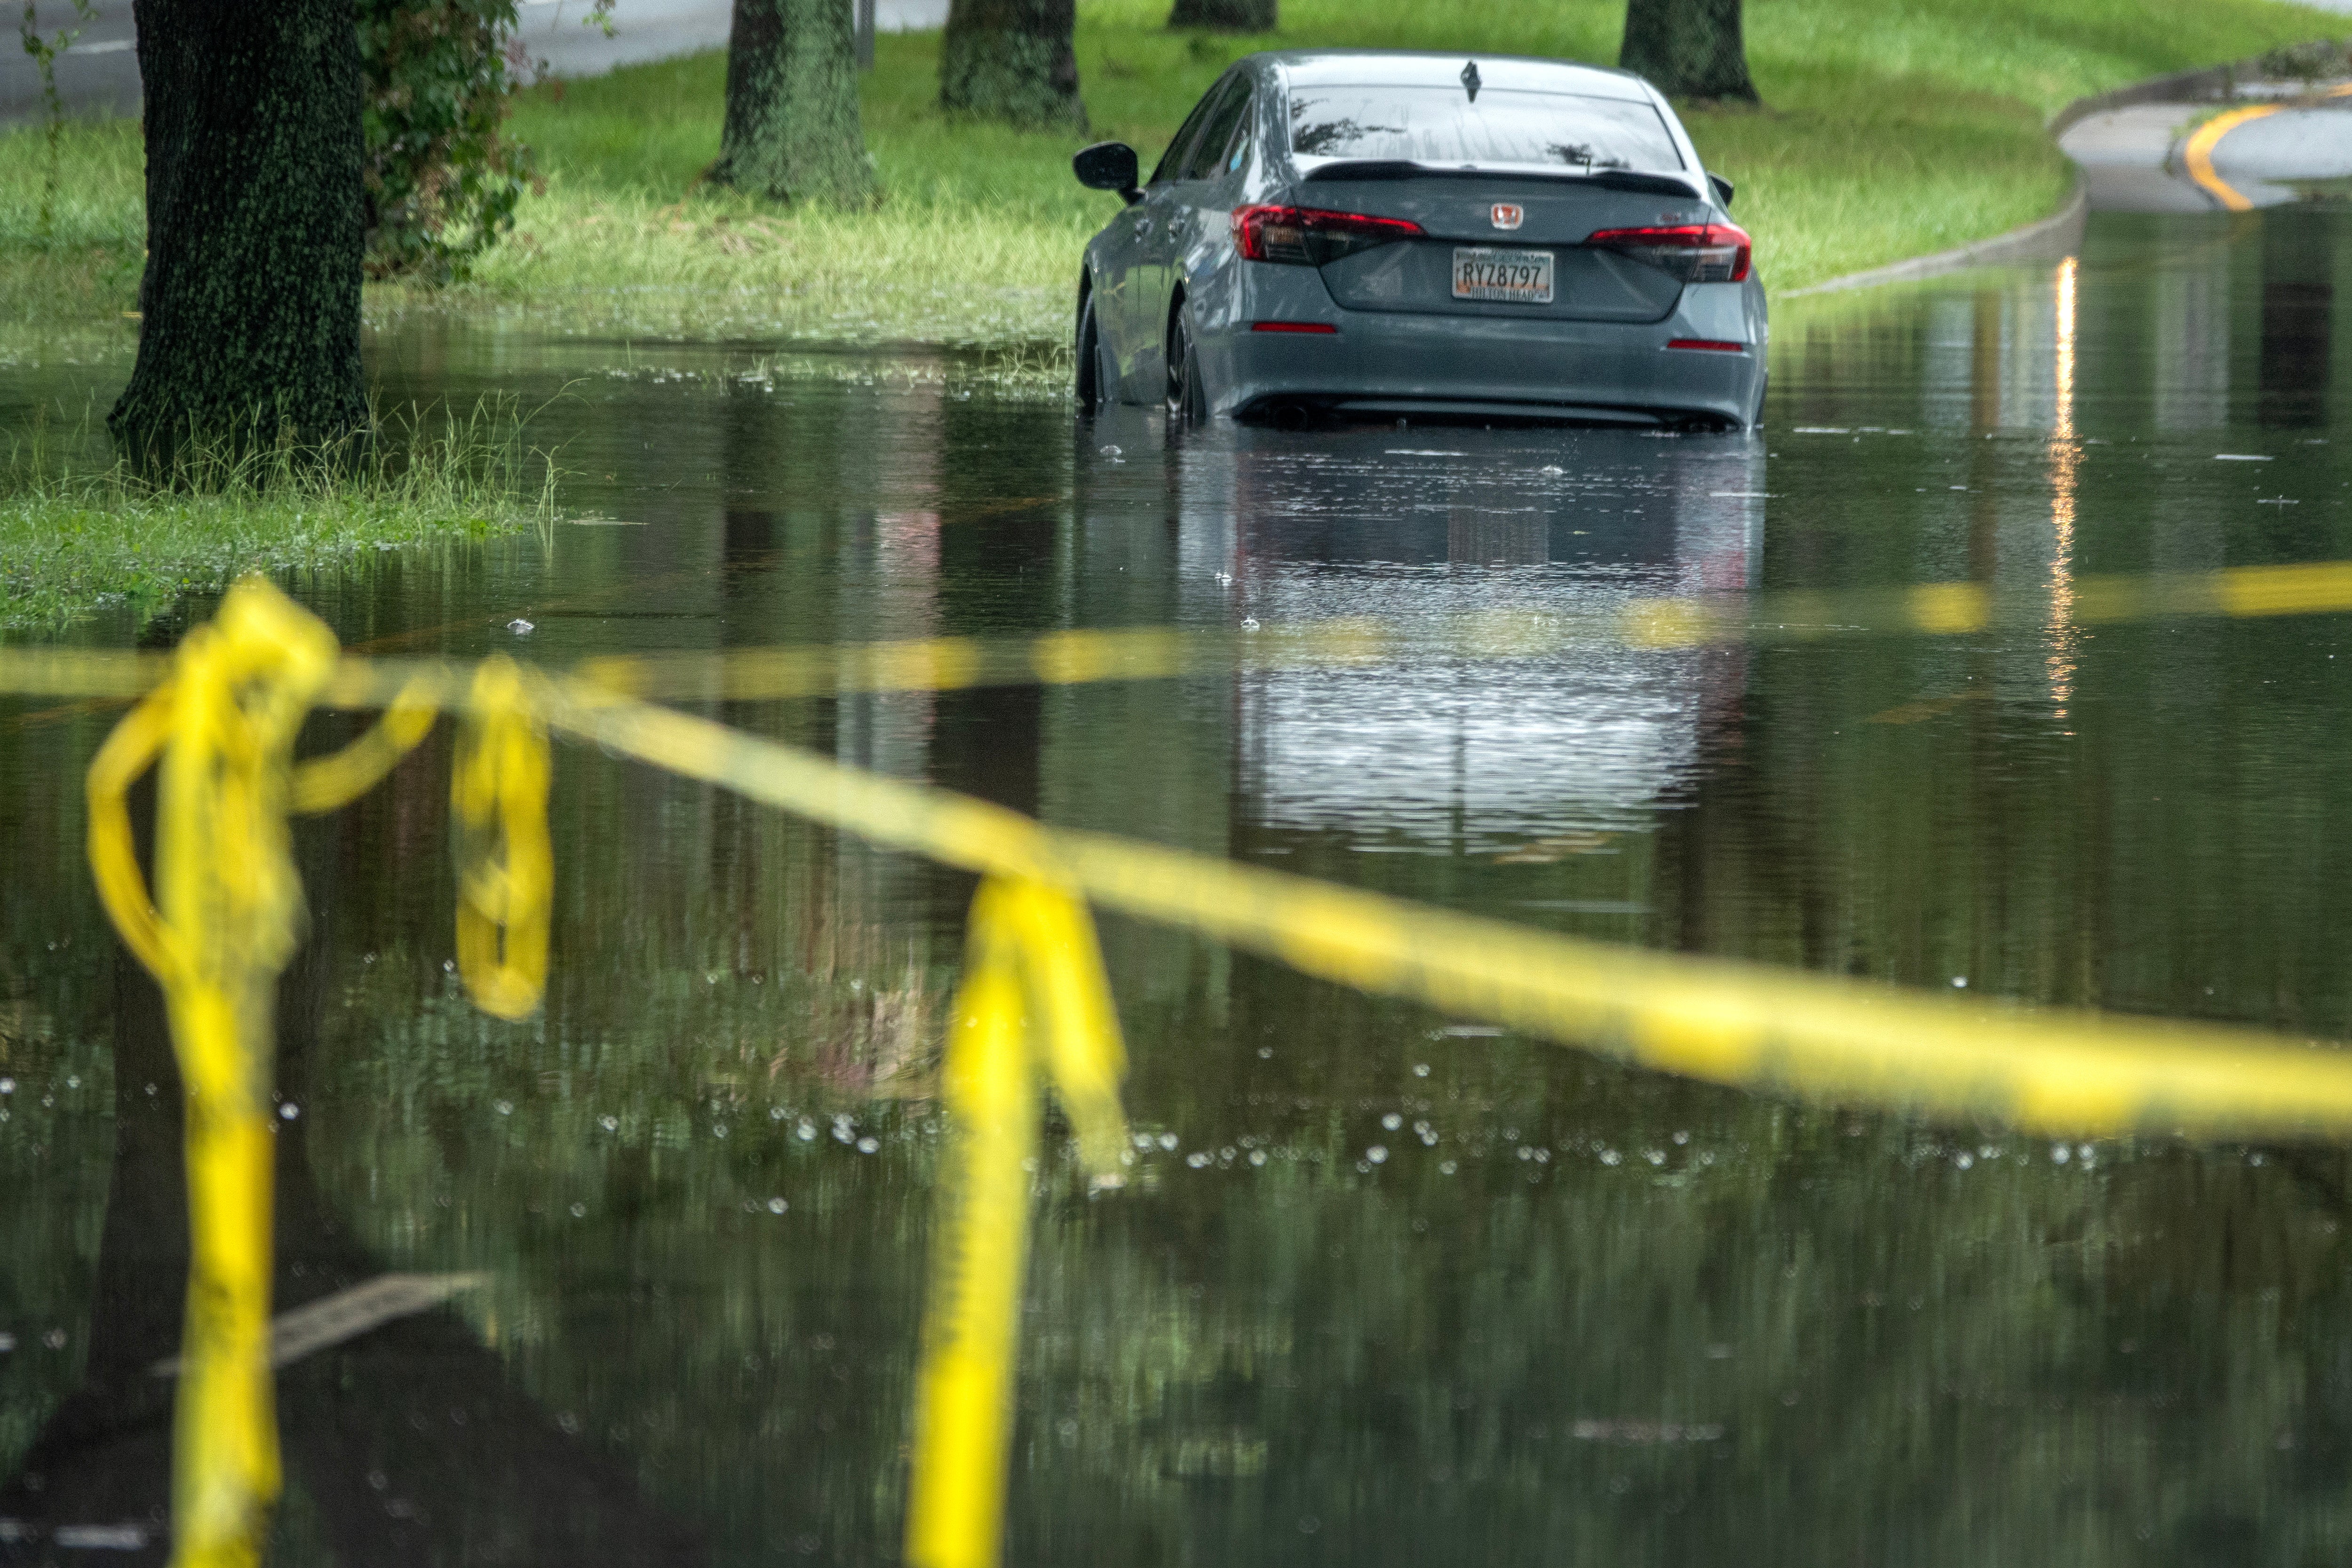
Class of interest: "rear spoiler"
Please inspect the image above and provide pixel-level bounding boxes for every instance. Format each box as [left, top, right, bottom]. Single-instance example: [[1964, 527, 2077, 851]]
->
[[1299, 160, 1703, 201]]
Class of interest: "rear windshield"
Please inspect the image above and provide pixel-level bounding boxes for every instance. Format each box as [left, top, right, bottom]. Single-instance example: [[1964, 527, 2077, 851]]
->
[[1287, 86, 1684, 171]]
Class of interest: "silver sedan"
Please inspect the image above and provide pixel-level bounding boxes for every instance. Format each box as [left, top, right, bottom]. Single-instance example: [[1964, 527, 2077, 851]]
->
[[1071, 50, 1768, 430]]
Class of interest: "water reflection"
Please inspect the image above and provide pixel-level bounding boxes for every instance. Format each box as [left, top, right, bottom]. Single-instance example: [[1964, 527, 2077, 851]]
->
[[1142, 420, 1762, 859], [2259, 209, 2334, 431], [4, 207, 2352, 1562]]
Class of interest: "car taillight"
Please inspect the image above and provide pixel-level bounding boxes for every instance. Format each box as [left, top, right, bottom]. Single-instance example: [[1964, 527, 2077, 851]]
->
[[1584, 222, 1751, 283], [1232, 204, 1424, 266]]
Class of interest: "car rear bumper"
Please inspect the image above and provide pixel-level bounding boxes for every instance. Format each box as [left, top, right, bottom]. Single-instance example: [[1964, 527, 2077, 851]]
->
[[1194, 265, 1767, 427]]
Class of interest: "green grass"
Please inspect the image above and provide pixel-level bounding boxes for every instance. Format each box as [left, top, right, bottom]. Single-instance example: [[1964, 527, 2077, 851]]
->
[[2, 0, 2346, 351], [445, 0, 2349, 334], [0, 403, 559, 631]]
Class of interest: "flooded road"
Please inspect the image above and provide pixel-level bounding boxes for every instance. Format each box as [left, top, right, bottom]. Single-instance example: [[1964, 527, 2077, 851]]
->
[[7, 205, 2352, 1563]]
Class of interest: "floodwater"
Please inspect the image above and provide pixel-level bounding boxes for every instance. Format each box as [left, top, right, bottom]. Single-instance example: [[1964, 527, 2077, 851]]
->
[[4, 205, 2352, 1565]]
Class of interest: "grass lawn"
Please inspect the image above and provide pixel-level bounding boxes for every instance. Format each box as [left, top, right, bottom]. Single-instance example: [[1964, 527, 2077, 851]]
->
[[0, 2, 2340, 627], [426, 0, 2349, 341], [4, 0, 2347, 351], [0, 407, 558, 632]]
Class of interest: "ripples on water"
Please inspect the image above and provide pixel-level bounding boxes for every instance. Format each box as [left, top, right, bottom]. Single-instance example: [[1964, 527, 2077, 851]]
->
[[4, 208, 2352, 1561]]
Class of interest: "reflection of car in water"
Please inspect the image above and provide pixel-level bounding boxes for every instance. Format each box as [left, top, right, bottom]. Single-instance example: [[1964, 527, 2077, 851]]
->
[[1069, 50, 1769, 430], [1077, 414, 1764, 853]]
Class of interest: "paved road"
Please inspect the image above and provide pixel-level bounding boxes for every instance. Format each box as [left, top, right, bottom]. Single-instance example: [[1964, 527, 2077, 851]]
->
[[2061, 83, 2352, 211], [1, 0, 949, 125]]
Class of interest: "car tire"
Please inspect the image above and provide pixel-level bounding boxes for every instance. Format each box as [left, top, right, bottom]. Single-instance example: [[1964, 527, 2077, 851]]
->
[[1165, 305, 1207, 425], [1075, 288, 1105, 413]]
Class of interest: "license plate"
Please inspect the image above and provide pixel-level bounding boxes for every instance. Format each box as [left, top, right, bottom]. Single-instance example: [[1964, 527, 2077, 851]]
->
[[1453, 247, 1553, 304]]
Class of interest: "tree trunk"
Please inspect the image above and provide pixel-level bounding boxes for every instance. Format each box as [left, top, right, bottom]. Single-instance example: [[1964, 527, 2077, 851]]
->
[[1167, 0, 1274, 31], [938, 0, 1084, 128], [108, 0, 367, 471], [711, 0, 875, 206], [1619, 0, 1759, 104]]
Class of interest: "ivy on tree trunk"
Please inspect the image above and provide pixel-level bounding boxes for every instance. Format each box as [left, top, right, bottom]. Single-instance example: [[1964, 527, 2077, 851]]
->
[[711, 0, 875, 205], [1167, 0, 1274, 31], [939, 0, 1085, 128], [1619, 0, 1759, 104], [109, 0, 367, 470]]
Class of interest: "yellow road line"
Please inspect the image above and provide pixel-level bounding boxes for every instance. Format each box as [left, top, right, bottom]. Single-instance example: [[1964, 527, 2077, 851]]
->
[[2183, 83, 2352, 211], [2184, 104, 2276, 210]]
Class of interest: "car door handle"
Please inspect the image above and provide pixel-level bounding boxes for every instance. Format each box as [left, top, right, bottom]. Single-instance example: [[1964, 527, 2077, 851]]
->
[[1165, 218, 1184, 239], [1133, 216, 1152, 239]]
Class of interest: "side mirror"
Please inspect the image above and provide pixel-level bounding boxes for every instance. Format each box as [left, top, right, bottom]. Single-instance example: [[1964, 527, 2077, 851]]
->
[[1073, 142, 1143, 206], [1708, 173, 1735, 210]]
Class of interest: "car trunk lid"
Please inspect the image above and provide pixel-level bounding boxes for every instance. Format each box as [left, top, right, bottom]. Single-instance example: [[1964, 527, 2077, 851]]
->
[[1289, 168, 1712, 324]]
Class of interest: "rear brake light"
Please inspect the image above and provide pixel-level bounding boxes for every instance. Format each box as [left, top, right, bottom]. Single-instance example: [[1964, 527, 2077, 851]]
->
[[1233, 204, 1424, 267], [1667, 338, 1746, 352], [1252, 321, 1338, 334], [1586, 222, 1751, 283]]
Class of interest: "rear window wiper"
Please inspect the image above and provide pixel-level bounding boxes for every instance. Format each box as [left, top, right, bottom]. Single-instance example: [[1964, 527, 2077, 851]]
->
[[1299, 160, 1702, 201]]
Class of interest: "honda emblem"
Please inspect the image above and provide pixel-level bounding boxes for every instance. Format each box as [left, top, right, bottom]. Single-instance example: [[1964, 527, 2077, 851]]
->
[[1490, 203, 1524, 231]]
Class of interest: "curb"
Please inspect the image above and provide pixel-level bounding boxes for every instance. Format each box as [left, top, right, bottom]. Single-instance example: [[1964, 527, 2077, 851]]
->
[[1778, 36, 2342, 301], [2043, 40, 2345, 140], [1780, 181, 2087, 300]]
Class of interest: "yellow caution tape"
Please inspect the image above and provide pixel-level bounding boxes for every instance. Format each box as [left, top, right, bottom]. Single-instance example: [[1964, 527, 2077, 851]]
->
[[85, 581, 343, 1568], [80, 582, 554, 1565], [905, 877, 1128, 1568], [21, 558, 2352, 719], [49, 572, 2352, 1568], [532, 676, 2352, 1144], [450, 657, 553, 1021], [287, 674, 438, 816]]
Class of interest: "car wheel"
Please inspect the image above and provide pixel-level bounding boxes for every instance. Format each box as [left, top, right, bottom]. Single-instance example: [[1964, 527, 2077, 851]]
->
[[1075, 288, 1105, 413], [1165, 305, 1207, 425]]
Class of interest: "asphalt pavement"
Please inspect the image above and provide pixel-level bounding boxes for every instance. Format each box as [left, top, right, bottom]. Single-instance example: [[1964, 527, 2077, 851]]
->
[[2061, 84, 2352, 211], [1, 0, 950, 125]]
